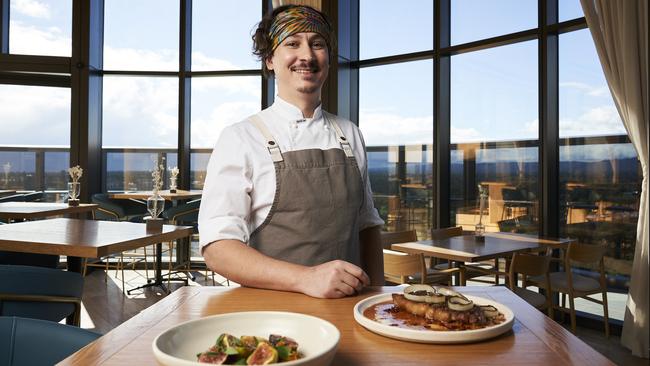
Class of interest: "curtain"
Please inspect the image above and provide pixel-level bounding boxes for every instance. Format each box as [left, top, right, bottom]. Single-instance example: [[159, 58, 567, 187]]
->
[[580, 0, 649, 358]]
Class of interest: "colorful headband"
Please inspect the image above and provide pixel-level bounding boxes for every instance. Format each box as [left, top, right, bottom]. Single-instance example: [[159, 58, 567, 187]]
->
[[269, 6, 332, 51]]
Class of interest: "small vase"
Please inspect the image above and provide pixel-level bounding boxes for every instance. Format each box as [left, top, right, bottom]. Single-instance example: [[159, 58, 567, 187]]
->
[[147, 193, 165, 219], [169, 176, 177, 193], [67, 181, 80, 206]]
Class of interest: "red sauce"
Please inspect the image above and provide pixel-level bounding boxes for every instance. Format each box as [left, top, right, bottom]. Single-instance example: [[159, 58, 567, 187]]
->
[[363, 301, 430, 330]]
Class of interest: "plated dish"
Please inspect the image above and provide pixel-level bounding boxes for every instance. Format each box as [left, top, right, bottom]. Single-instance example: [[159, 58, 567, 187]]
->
[[153, 311, 339, 366], [353, 286, 514, 344]]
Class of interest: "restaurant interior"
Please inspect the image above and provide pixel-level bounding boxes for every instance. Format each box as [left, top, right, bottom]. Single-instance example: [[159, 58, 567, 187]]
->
[[0, 0, 647, 365]]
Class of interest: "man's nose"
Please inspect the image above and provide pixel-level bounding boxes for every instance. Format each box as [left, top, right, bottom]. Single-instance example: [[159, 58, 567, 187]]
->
[[297, 44, 315, 61]]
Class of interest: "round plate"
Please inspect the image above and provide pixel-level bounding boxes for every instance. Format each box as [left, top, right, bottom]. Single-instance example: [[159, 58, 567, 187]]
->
[[353, 293, 514, 344], [153, 311, 340, 366]]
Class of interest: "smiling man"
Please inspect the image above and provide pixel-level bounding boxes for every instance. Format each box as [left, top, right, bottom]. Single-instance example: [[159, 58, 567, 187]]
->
[[198, 5, 384, 299]]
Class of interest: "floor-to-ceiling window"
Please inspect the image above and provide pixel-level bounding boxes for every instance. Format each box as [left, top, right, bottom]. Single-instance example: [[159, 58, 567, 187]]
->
[[0, 0, 72, 201], [358, 0, 434, 239]]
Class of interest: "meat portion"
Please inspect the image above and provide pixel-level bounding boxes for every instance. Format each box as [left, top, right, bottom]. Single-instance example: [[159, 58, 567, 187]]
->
[[392, 294, 488, 330]]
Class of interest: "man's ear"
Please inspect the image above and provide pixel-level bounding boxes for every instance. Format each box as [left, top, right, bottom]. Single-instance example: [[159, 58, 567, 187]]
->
[[265, 57, 274, 71]]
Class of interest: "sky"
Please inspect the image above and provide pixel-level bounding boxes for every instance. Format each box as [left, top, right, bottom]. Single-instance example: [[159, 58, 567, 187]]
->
[[0, 0, 629, 156]]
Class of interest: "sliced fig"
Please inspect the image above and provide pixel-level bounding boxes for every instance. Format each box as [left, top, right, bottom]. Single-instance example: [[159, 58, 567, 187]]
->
[[269, 334, 298, 351], [246, 342, 278, 365], [197, 345, 228, 364]]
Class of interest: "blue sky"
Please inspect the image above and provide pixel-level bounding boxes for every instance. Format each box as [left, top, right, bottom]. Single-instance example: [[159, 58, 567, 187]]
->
[[0, 0, 627, 153]]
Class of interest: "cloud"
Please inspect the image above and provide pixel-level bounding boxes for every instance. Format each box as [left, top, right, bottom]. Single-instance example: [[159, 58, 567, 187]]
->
[[8, 20, 69, 56], [359, 109, 433, 146], [191, 101, 260, 148], [560, 105, 626, 137], [560, 81, 610, 97], [12, 0, 50, 19]]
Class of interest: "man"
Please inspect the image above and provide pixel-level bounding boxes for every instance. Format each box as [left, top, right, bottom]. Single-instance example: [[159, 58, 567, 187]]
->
[[199, 5, 384, 298]]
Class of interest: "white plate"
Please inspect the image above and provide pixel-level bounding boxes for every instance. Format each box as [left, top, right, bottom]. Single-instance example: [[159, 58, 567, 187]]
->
[[353, 293, 514, 344], [153, 311, 339, 366]]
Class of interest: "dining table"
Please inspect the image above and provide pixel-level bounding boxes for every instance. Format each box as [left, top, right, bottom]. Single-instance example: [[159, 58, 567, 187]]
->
[[108, 189, 202, 201], [59, 285, 614, 365], [0, 202, 98, 221], [392, 232, 574, 285], [0, 189, 17, 198], [0, 218, 192, 288]]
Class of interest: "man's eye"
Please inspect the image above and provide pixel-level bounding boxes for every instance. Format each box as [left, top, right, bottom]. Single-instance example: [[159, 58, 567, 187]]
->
[[285, 41, 298, 47], [312, 42, 325, 49]]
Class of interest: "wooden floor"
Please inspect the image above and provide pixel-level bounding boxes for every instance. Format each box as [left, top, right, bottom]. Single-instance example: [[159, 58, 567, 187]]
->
[[78, 270, 647, 366]]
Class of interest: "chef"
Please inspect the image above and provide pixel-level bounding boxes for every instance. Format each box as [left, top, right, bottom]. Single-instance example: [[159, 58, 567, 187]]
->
[[199, 4, 384, 298]]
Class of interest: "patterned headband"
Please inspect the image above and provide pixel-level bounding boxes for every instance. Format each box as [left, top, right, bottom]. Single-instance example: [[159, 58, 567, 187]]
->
[[269, 6, 332, 51]]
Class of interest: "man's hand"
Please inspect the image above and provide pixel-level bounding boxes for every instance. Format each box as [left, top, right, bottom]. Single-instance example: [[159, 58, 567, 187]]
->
[[298, 260, 370, 298]]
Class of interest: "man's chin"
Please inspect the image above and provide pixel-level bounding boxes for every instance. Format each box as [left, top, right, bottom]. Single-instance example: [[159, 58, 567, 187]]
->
[[297, 85, 320, 94]]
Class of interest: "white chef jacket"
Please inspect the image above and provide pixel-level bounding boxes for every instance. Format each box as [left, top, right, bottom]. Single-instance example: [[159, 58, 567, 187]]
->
[[198, 96, 384, 252]]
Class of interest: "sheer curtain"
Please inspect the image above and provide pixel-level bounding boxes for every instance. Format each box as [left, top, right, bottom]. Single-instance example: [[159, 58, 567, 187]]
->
[[580, 0, 649, 358]]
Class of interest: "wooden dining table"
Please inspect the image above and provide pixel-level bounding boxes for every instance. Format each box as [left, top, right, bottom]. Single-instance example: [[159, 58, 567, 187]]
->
[[59, 285, 614, 365], [0, 218, 192, 286], [0, 202, 98, 220], [392, 232, 574, 285], [108, 189, 202, 201]]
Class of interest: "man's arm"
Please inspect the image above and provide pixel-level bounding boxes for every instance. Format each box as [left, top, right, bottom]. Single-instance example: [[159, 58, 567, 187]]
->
[[203, 239, 370, 298], [359, 225, 384, 286]]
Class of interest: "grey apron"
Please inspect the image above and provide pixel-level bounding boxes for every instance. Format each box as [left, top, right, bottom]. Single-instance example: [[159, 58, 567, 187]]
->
[[248, 112, 364, 267]]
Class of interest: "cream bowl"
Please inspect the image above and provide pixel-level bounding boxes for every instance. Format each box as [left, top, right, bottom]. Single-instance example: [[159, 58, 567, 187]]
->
[[153, 311, 339, 366]]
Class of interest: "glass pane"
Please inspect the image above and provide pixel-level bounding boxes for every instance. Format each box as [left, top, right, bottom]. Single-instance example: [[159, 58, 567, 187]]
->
[[192, 0, 261, 71], [359, 60, 434, 238], [8, 0, 72, 56], [190, 76, 261, 189], [559, 0, 584, 22], [104, 0, 179, 71], [450, 41, 538, 234], [0, 85, 69, 198], [451, 0, 537, 45], [102, 76, 178, 148], [359, 0, 433, 59], [103, 76, 178, 191], [559, 29, 640, 321]]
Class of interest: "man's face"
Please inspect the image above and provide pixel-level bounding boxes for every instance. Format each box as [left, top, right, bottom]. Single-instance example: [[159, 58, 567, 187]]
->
[[266, 32, 330, 97]]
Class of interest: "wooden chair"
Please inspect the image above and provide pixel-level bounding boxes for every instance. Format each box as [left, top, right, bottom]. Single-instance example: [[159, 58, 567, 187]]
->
[[508, 253, 552, 313], [381, 230, 459, 285], [547, 242, 610, 337], [430, 226, 500, 285]]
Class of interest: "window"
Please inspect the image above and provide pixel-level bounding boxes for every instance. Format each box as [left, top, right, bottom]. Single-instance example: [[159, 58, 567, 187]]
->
[[359, 0, 433, 59], [103, 0, 179, 71], [559, 0, 584, 22], [450, 41, 538, 234], [451, 0, 537, 45], [359, 60, 434, 238], [191, 0, 261, 71], [559, 29, 639, 320], [102, 76, 178, 191], [8, 0, 72, 56], [190, 76, 261, 189], [0, 85, 70, 196]]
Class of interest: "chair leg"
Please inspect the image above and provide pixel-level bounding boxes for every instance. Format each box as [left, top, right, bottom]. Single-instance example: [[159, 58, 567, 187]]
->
[[144, 246, 149, 279], [82, 258, 88, 277], [167, 242, 173, 290], [568, 294, 577, 333], [602, 290, 610, 338], [120, 253, 125, 295]]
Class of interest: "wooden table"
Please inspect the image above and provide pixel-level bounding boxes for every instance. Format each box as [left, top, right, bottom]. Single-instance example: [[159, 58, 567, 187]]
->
[[0, 218, 192, 290], [60, 286, 614, 365], [0, 202, 98, 220], [109, 189, 202, 201], [392, 232, 574, 285]]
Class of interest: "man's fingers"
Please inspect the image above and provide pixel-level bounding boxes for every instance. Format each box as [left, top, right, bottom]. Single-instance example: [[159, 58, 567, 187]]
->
[[341, 262, 370, 286]]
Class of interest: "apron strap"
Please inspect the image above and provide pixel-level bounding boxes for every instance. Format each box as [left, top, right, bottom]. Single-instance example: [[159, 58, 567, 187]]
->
[[324, 112, 354, 158], [249, 114, 284, 162]]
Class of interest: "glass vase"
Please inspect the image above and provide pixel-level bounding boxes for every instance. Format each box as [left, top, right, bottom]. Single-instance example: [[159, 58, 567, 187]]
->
[[147, 193, 165, 219], [67, 181, 80, 206], [169, 176, 177, 193]]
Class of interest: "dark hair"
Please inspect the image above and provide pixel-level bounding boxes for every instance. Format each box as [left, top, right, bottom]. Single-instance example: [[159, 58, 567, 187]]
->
[[252, 5, 337, 78]]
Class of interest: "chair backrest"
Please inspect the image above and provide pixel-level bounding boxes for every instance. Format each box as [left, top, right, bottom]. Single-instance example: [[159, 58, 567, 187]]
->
[[380, 230, 417, 249], [162, 199, 201, 224], [508, 253, 550, 290], [430, 226, 463, 240], [0, 265, 84, 324], [566, 242, 608, 265], [0, 316, 100, 366], [0, 194, 24, 203], [22, 191, 43, 202], [91, 193, 147, 222], [382, 249, 426, 284]]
